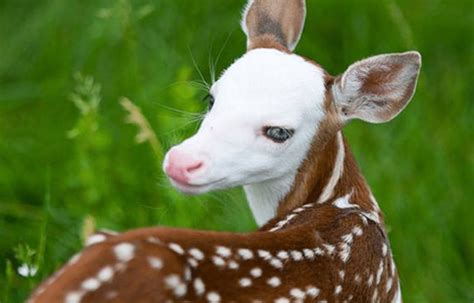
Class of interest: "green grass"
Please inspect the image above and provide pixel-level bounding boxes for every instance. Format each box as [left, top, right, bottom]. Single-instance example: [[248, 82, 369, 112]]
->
[[0, 0, 472, 302]]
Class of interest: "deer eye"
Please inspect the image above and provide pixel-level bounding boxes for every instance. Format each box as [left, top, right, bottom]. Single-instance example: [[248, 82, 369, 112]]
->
[[263, 127, 295, 143], [203, 93, 215, 111]]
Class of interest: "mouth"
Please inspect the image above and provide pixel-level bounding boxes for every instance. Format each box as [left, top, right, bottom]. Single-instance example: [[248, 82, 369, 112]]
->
[[168, 177, 226, 194]]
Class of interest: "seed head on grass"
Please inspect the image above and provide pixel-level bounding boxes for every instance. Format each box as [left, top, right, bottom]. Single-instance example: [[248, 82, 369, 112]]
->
[[120, 97, 164, 161]]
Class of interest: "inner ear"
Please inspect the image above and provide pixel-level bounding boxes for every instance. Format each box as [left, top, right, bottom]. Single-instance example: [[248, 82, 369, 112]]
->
[[333, 51, 422, 124], [242, 0, 306, 52]]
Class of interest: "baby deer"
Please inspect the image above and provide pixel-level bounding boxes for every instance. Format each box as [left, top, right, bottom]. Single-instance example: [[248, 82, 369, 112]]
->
[[29, 0, 421, 302]]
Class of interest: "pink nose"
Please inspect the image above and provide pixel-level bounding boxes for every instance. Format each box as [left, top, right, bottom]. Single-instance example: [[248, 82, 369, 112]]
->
[[165, 149, 204, 185]]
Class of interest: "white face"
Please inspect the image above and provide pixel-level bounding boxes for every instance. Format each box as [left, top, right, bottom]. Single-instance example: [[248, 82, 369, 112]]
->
[[163, 49, 327, 194]]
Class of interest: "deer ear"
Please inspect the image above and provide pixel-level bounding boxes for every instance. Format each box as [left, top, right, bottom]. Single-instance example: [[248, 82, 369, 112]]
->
[[332, 51, 422, 124], [241, 0, 306, 52]]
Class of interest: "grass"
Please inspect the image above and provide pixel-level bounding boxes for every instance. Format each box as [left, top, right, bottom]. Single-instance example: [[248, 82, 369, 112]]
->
[[0, 0, 472, 302]]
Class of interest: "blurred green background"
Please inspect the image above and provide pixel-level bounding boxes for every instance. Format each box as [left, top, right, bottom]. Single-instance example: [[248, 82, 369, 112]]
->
[[0, 0, 472, 301]]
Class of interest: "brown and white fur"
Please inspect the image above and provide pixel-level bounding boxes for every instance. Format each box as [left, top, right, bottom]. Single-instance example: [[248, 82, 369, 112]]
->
[[28, 0, 421, 302]]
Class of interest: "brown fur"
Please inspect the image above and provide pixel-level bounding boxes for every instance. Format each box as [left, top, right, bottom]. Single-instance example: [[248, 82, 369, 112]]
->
[[248, 35, 291, 53]]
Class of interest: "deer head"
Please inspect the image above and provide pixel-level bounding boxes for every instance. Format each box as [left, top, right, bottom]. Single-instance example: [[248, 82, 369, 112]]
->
[[163, 0, 421, 226]]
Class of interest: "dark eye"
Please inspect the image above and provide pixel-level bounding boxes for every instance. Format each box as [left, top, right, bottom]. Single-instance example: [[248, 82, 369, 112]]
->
[[203, 93, 215, 111], [263, 127, 295, 143]]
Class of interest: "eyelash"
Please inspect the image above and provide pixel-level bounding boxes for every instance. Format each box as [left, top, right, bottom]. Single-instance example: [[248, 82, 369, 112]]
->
[[203, 93, 215, 110], [263, 127, 295, 143]]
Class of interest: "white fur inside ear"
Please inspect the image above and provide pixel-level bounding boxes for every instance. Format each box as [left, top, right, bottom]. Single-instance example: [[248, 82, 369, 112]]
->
[[333, 51, 421, 123], [287, 1, 306, 52], [241, 0, 255, 37]]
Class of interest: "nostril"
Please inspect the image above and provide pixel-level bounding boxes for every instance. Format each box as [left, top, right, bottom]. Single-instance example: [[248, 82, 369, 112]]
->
[[186, 161, 204, 174]]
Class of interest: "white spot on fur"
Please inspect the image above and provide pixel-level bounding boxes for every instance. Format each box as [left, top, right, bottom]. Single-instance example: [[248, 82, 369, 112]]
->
[[372, 288, 379, 302], [342, 234, 353, 244], [322, 244, 335, 254], [275, 298, 290, 303], [333, 193, 358, 209], [267, 276, 281, 287], [269, 213, 300, 232], [382, 243, 388, 256], [368, 274, 374, 286], [187, 258, 198, 268], [165, 274, 180, 289], [184, 267, 192, 281], [212, 256, 226, 267], [238, 248, 254, 260], [270, 258, 283, 269], [239, 277, 252, 287], [207, 291, 221, 303], [339, 242, 351, 263], [359, 214, 369, 225], [147, 257, 163, 270], [65, 291, 84, 303], [81, 278, 100, 291], [313, 247, 325, 256], [257, 250, 272, 260], [394, 283, 402, 303], [165, 274, 187, 298], [113, 243, 135, 262], [147, 236, 162, 244], [175, 283, 187, 297], [97, 266, 114, 282], [216, 246, 231, 258], [386, 277, 393, 293], [85, 234, 106, 246], [290, 250, 303, 261], [303, 248, 315, 259], [352, 225, 363, 236], [334, 285, 342, 295], [250, 267, 262, 278], [376, 260, 384, 285], [228, 260, 239, 269], [169, 243, 185, 255], [290, 288, 306, 299], [318, 132, 345, 203], [339, 270, 345, 280], [194, 278, 205, 296], [306, 286, 320, 297], [189, 248, 205, 261], [277, 251, 289, 259], [68, 253, 81, 266]]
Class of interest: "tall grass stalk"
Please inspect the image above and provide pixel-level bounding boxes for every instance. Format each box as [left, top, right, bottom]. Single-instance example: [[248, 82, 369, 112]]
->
[[120, 97, 164, 162]]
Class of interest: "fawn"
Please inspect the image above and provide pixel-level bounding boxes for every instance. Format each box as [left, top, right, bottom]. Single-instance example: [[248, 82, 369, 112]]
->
[[29, 0, 421, 302]]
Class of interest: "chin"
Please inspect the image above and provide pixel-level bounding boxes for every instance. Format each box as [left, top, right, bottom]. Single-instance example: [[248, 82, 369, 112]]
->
[[168, 179, 213, 195]]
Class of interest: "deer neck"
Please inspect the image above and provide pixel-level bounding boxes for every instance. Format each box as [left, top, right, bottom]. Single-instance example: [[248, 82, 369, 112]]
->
[[244, 173, 296, 226], [245, 130, 384, 226]]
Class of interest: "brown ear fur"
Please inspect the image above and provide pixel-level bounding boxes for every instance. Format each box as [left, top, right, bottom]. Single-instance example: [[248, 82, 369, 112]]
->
[[242, 0, 306, 52]]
